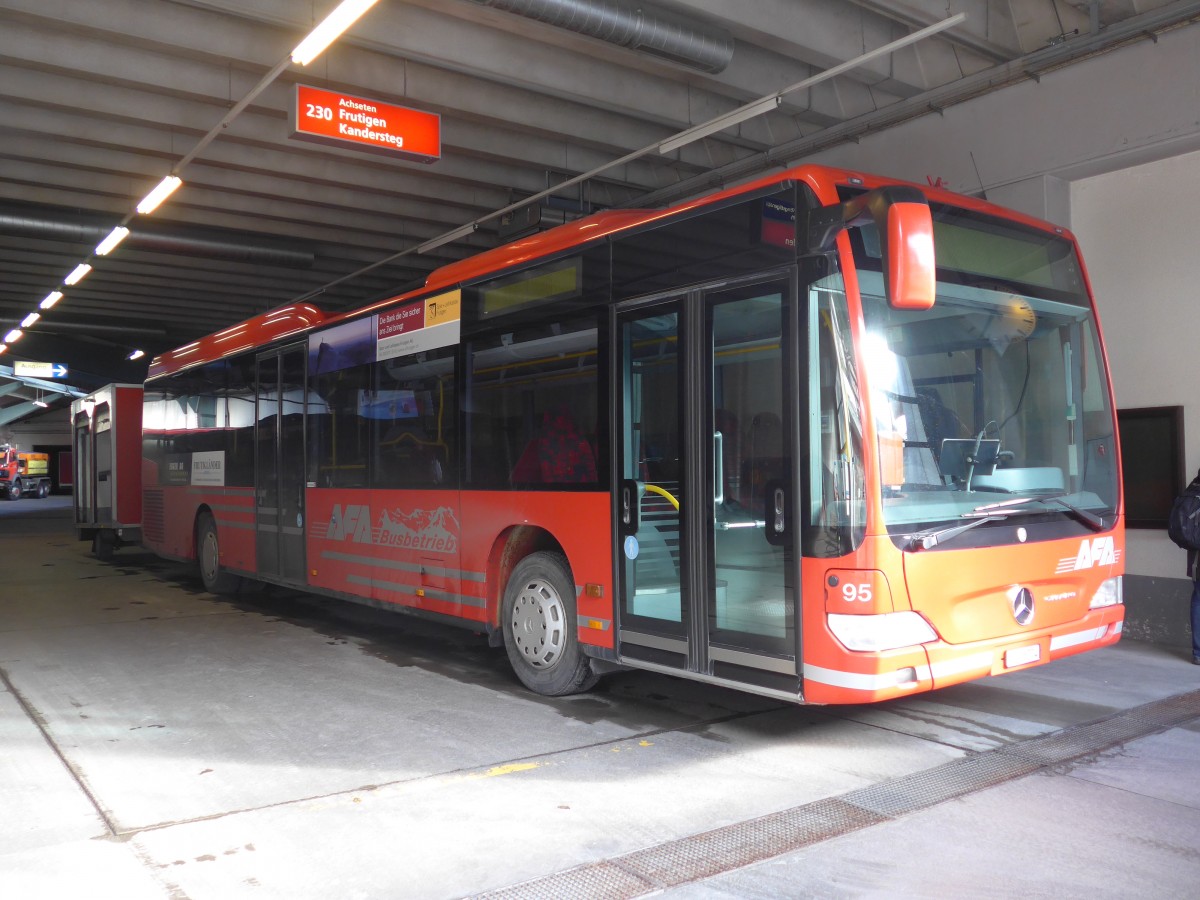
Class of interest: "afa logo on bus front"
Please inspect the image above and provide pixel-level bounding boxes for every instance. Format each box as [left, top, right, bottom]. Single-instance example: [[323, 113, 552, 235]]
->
[[1056, 536, 1120, 574]]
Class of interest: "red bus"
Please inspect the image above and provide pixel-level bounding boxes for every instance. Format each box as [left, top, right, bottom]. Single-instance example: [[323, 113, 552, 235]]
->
[[140, 164, 1124, 704]]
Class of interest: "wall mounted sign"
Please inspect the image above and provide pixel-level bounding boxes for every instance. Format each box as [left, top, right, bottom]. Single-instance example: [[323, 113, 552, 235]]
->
[[290, 85, 441, 164]]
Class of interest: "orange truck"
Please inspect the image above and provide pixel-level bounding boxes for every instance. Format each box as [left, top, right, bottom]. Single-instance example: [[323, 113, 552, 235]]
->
[[0, 444, 52, 500]]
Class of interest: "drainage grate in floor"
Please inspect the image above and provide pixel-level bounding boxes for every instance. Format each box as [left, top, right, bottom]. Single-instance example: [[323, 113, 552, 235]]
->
[[481, 862, 649, 900], [1127, 691, 1200, 727], [476, 688, 1200, 900], [616, 798, 884, 888], [842, 751, 1043, 819]]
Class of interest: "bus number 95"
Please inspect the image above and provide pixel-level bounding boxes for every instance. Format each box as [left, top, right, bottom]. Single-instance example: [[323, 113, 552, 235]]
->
[[842, 583, 873, 603]]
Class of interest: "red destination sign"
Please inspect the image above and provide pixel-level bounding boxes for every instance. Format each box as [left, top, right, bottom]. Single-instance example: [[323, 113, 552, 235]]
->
[[291, 85, 441, 164]]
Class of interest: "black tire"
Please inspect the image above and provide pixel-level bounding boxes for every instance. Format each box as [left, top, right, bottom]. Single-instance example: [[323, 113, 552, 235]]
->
[[196, 512, 242, 595], [36, 480, 49, 499], [7, 480, 21, 500], [502, 551, 598, 696]]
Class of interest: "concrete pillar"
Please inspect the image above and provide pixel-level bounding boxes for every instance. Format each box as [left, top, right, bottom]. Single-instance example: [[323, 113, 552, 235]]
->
[[986, 174, 1071, 227]]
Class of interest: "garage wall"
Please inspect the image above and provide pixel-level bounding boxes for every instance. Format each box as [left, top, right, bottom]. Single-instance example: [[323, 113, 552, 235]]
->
[[1068, 149, 1200, 648], [5, 407, 71, 449], [1072, 148, 1200, 578]]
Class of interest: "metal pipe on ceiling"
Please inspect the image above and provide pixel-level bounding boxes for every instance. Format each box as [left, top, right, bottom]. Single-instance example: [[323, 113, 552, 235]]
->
[[467, 0, 735, 73], [33, 321, 167, 336], [634, 3, 1200, 209], [0, 212, 315, 268]]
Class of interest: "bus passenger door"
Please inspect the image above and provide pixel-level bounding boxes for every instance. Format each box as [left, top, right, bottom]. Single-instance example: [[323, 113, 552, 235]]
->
[[616, 276, 798, 696], [256, 343, 307, 584], [704, 280, 797, 691], [616, 301, 688, 667]]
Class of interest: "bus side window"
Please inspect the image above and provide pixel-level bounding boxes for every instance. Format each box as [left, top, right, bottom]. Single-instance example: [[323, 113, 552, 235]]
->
[[225, 357, 256, 487], [467, 317, 600, 489], [309, 362, 371, 488], [373, 346, 456, 490]]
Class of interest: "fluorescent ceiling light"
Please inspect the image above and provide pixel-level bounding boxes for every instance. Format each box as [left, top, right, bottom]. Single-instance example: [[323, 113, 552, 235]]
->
[[136, 175, 183, 214], [64, 263, 93, 286], [40, 291, 64, 310], [95, 226, 131, 256], [0, 345, 7, 355], [4, 329, 22, 343], [33, 399, 49, 408], [659, 96, 782, 154], [417, 222, 477, 254], [21, 312, 40, 328], [128, 349, 145, 361], [291, 0, 380, 66]]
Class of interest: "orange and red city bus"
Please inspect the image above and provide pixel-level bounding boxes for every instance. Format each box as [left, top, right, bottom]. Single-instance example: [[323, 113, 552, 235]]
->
[[137, 163, 1124, 704]]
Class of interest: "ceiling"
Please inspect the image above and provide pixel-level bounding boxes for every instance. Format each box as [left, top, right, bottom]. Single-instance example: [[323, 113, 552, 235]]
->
[[1, 0, 1198, 422]]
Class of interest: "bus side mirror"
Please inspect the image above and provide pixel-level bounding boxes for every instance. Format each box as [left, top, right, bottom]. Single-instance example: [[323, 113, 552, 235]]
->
[[806, 186, 936, 311]]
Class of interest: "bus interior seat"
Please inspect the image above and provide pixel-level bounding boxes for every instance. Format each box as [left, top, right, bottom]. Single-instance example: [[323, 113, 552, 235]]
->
[[915, 387, 968, 461], [510, 406, 597, 484], [742, 411, 782, 513], [877, 359, 940, 487]]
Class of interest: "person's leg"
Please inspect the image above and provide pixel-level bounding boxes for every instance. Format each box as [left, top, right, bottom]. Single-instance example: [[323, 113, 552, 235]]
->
[[1192, 579, 1200, 663]]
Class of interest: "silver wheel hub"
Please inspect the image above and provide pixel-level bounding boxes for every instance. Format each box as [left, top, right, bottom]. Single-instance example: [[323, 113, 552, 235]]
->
[[510, 579, 565, 669], [201, 532, 219, 582]]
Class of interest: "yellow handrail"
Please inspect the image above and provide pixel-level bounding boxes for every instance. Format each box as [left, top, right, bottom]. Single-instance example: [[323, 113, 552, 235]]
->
[[643, 482, 680, 511]]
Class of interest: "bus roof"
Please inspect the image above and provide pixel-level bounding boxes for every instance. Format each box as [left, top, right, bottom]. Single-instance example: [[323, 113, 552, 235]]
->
[[148, 304, 326, 380]]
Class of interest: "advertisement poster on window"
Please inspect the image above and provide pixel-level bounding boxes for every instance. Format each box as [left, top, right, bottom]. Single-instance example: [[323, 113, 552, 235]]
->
[[308, 290, 462, 374], [191, 450, 226, 487]]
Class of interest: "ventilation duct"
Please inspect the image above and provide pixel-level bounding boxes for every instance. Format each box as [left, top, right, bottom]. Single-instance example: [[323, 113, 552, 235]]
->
[[469, 0, 735, 73], [0, 211, 314, 268]]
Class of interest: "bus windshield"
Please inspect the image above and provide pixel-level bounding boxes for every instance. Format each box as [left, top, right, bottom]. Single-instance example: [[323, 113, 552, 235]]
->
[[855, 206, 1119, 544]]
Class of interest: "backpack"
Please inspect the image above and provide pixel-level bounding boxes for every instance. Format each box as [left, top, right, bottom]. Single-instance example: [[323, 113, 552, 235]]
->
[[1167, 481, 1200, 550]]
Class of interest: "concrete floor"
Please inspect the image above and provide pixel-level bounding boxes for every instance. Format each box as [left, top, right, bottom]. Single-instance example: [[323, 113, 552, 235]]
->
[[1, 498, 1198, 899]]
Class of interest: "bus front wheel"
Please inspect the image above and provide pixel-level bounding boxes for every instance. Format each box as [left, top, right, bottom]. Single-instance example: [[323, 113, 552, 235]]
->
[[502, 552, 598, 696], [197, 513, 241, 595]]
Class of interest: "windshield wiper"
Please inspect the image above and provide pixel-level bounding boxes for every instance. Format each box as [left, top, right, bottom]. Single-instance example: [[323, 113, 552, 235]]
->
[[972, 493, 1106, 531], [907, 514, 1005, 551], [1047, 497, 1106, 530], [908, 493, 1108, 551]]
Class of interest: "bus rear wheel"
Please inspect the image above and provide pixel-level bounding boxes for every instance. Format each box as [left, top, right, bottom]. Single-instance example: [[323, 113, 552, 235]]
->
[[196, 513, 242, 595], [502, 552, 598, 696]]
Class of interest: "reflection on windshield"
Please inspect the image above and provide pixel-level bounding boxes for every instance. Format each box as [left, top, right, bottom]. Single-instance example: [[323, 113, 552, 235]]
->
[[860, 272, 1118, 533]]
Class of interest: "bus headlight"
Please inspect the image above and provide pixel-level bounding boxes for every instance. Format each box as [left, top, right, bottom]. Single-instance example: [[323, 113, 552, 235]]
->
[[828, 611, 938, 652], [1089, 576, 1123, 608]]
